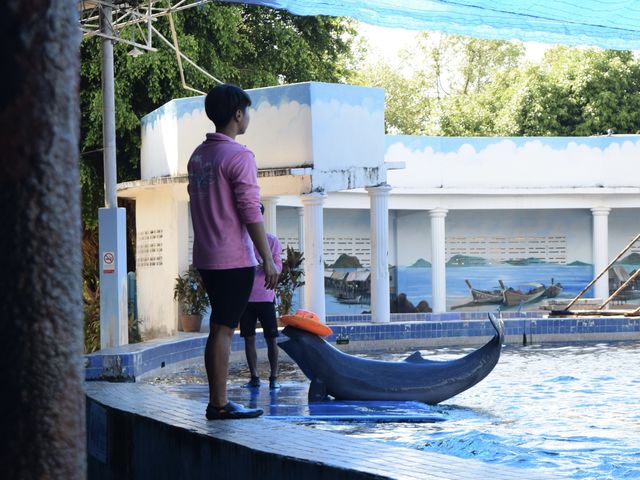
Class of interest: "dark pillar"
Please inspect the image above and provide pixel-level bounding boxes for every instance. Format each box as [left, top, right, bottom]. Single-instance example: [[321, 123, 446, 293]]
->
[[0, 1, 85, 479]]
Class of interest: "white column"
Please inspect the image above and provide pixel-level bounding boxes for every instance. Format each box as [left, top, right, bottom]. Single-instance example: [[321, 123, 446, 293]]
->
[[261, 196, 278, 234], [430, 208, 448, 314], [297, 207, 305, 309], [591, 207, 611, 301], [366, 184, 392, 323], [301, 193, 326, 322]]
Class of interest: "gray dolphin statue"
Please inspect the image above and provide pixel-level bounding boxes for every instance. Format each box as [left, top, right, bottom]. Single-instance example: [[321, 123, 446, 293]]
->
[[278, 313, 504, 404]]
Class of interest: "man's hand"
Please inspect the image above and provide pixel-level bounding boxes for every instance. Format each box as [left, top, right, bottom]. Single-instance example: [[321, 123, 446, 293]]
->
[[262, 258, 279, 290]]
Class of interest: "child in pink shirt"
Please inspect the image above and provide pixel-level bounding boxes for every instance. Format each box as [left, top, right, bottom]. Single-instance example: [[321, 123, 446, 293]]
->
[[239, 204, 283, 390]]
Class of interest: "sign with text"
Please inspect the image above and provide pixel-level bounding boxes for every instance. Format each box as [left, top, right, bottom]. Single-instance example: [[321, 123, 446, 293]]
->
[[102, 251, 115, 274]]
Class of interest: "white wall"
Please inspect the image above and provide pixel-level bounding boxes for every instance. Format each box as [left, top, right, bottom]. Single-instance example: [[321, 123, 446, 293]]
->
[[134, 186, 189, 338], [386, 136, 640, 191], [610, 209, 640, 258], [140, 83, 388, 194]]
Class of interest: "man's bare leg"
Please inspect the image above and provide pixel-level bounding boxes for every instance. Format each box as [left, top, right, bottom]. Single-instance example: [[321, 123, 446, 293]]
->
[[205, 323, 234, 407]]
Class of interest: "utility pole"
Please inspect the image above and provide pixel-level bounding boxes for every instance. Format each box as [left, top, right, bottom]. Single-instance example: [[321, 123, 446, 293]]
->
[[99, 4, 129, 348]]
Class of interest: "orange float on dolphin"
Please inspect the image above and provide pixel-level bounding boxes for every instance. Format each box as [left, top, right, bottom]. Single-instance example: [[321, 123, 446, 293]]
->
[[280, 309, 333, 337]]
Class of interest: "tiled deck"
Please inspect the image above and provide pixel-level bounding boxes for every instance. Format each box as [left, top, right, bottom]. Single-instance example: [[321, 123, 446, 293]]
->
[[86, 382, 559, 479]]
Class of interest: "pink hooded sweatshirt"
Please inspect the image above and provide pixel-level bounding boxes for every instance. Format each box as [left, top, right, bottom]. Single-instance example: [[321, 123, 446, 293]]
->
[[249, 233, 283, 302], [187, 132, 262, 270]]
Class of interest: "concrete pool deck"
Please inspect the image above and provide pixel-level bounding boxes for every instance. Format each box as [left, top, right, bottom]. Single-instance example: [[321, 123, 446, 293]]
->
[[86, 381, 558, 479]]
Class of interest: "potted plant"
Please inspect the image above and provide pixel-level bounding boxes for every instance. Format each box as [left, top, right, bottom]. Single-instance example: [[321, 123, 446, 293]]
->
[[276, 247, 305, 318], [173, 266, 209, 332]]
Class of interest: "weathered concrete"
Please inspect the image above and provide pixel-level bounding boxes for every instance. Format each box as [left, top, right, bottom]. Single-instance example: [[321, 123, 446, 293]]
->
[[87, 382, 558, 480], [0, 1, 85, 479]]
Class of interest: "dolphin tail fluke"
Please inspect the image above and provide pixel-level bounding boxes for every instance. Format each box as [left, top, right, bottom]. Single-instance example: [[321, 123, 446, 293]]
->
[[488, 312, 505, 343], [309, 378, 328, 402]]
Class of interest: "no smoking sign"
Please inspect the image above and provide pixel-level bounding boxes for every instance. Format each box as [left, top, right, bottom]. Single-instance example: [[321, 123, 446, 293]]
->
[[102, 251, 115, 274]]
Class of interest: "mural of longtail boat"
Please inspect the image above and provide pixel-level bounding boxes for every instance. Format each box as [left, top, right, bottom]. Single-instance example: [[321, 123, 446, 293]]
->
[[544, 278, 563, 299], [499, 280, 546, 306], [452, 278, 565, 310], [464, 279, 503, 304]]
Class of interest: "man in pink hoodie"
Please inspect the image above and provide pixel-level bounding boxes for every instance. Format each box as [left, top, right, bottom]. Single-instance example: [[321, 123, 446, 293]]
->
[[188, 84, 279, 420]]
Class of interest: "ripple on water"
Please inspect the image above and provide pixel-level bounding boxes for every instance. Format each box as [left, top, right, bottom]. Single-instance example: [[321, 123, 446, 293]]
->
[[547, 375, 579, 382]]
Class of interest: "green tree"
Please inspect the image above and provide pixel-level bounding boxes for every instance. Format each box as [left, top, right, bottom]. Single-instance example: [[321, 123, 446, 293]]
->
[[80, 4, 355, 231], [79, 5, 354, 349], [424, 33, 524, 97], [350, 33, 524, 135], [350, 60, 432, 134], [511, 48, 640, 136]]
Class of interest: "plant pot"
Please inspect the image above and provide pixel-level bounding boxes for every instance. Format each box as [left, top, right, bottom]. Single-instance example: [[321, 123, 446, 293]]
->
[[180, 314, 203, 333]]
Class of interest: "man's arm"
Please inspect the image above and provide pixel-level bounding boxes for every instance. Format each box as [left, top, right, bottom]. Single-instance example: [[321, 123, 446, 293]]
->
[[271, 236, 283, 273], [246, 222, 279, 290]]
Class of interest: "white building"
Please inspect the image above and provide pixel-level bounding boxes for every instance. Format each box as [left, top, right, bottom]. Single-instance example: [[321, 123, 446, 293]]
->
[[118, 82, 640, 338]]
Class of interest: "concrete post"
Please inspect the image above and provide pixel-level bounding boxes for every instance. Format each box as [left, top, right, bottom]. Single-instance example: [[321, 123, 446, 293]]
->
[[0, 1, 85, 477], [591, 207, 611, 301], [430, 208, 448, 313], [297, 206, 305, 309], [366, 184, 392, 323], [99, 208, 129, 347], [301, 193, 326, 322], [261, 196, 278, 235]]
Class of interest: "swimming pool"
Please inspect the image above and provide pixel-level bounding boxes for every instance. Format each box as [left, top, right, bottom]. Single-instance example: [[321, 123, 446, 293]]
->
[[149, 342, 640, 480]]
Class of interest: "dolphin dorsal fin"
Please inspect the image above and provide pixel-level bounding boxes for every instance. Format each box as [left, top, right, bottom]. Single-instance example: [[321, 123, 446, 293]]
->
[[403, 351, 425, 363]]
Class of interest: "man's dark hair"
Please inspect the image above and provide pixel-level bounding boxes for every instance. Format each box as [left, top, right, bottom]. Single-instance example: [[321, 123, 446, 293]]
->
[[204, 84, 252, 130]]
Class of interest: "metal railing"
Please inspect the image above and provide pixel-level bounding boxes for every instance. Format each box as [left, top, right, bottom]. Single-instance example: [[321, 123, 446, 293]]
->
[[554, 232, 640, 316]]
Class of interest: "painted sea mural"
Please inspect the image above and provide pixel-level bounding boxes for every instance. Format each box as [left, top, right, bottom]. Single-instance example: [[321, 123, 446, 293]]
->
[[274, 205, 640, 315], [272, 129, 640, 315], [399, 263, 592, 312], [316, 263, 594, 315]]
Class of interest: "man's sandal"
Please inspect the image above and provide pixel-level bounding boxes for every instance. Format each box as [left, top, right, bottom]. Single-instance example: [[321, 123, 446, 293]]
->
[[206, 401, 263, 420]]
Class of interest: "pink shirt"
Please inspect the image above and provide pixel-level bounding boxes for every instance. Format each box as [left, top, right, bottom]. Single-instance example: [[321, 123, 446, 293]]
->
[[187, 133, 263, 270], [249, 233, 283, 302]]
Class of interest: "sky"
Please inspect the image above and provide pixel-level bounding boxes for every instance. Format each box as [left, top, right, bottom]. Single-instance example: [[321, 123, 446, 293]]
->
[[357, 23, 551, 65]]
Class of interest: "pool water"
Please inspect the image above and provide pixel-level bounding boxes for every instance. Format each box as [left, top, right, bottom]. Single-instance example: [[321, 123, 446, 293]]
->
[[149, 342, 640, 480]]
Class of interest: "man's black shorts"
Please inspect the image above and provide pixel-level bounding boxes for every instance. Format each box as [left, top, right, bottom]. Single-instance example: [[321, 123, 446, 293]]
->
[[199, 267, 255, 329], [239, 302, 280, 339]]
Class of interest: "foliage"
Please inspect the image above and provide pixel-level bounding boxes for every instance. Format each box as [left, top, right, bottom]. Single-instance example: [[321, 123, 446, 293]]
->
[[276, 247, 305, 317], [350, 60, 432, 134], [79, 6, 353, 340], [82, 233, 143, 353], [509, 48, 640, 136], [129, 314, 143, 344], [79, 4, 355, 230], [431, 34, 524, 97], [350, 33, 523, 135], [352, 33, 640, 137], [82, 232, 101, 353], [174, 266, 210, 316]]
